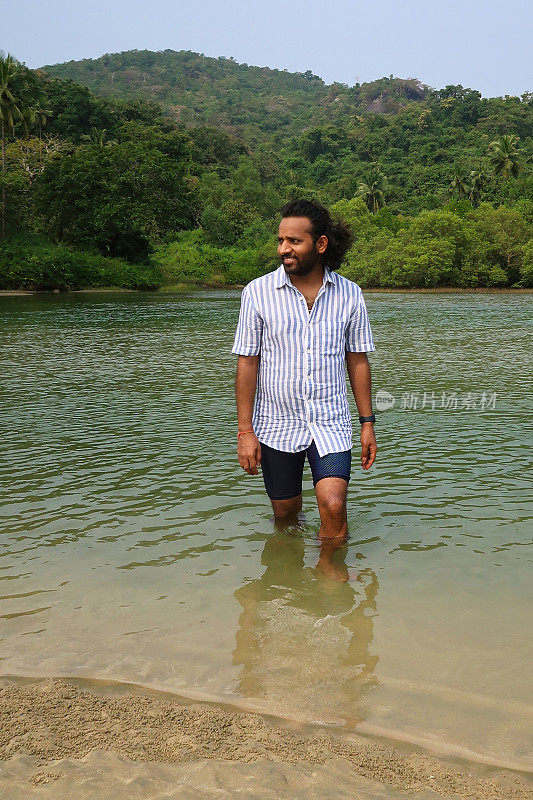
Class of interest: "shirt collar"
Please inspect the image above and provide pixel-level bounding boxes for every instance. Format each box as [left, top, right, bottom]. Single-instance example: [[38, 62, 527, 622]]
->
[[275, 264, 334, 289]]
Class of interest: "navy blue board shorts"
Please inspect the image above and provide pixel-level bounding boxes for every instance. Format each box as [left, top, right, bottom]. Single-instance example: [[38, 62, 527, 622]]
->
[[259, 440, 352, 500]]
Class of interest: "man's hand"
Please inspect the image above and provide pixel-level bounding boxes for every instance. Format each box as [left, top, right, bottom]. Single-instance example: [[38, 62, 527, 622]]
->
[[360, 423, 377, 470], [238, 432, 262, 475]]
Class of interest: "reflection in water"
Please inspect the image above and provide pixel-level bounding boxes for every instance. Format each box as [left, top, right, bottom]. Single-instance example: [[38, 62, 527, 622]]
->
[[233, 530, 379, 722]]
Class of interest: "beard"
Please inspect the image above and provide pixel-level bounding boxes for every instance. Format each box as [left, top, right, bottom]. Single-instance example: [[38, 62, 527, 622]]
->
[[282, 250, 321, 276]]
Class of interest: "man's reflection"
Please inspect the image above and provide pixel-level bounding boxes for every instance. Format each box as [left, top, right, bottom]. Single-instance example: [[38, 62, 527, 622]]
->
[[233, 529, 379, 721]]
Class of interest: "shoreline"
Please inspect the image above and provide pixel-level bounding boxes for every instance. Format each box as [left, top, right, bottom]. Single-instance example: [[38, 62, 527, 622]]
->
[[1, 672, 529, 772], [0, 286, 532, 296], [0, 676, 530, 800]]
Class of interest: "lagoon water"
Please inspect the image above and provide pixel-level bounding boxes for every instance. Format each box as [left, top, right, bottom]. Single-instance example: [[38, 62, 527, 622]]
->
[[0, 290, 531, 771]]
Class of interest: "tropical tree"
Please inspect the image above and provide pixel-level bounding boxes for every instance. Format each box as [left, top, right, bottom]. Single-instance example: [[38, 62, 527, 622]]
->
[[31, 99, 51, 143], [356, 168, 387, 214], [468, 165, 490, 207], [487, 134, 522, 179], [0, 53, 26, 237], [28, 100, 52, 169], [33, 141, 197, 261], [450, 166, 470, 199], [471, 203, 529, 283], [80, 127, 114, 148], [520, 239, 533, 287]]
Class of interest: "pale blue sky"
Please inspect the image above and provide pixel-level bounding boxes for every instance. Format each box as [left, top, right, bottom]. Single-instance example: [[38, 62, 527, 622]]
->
[[3, 0, 532, 97]]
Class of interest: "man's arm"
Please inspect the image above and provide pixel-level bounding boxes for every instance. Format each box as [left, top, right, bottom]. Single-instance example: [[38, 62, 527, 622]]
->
[[235, 355, 262, 475], [346, 351, 377, 470]]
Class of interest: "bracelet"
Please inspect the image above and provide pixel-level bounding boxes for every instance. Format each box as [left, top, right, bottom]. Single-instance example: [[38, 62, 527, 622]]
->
[[237, 430, 255, 439], [359, 414, 376, 424]]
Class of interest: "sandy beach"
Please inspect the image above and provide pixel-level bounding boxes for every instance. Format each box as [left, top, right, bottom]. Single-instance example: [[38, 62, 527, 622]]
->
[[0, 678, 530, 800]]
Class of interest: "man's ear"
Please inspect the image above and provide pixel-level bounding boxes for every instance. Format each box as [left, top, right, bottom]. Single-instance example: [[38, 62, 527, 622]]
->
[[316, 235, 328, 254]]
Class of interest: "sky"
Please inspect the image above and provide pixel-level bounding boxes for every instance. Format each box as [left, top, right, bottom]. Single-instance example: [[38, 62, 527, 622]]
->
[[3, 0, 532, 98]]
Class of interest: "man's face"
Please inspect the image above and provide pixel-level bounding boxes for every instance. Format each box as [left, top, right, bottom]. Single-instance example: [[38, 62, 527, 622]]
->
[[277, 216, 327, 277]]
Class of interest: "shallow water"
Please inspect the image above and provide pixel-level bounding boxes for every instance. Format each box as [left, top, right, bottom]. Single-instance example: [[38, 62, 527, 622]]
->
[[0, 290, 531, 770]]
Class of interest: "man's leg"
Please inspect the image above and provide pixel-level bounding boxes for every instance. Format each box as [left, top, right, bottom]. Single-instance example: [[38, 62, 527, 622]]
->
[[260, 442, 306, 526], [314, 477, 350, 581], [315, 477, 348, 539], [271, 495, 302, 526], [307, 443, 351, 539]]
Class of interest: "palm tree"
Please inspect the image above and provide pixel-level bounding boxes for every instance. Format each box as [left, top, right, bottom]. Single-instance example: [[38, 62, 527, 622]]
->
[[32, 99, 51, 142], [487, 134, 522, 179], [356, 168, 387, 214], [30, 100, 52, 169], [0, 53, 25, 238], [450, 166, 470, 199], [468, 166, 490, 207], [81, 128, 112, 148]]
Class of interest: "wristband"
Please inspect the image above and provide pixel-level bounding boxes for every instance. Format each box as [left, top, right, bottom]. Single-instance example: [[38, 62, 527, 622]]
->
[[237, 430, 255, 439], [359, 414, 376, 424]]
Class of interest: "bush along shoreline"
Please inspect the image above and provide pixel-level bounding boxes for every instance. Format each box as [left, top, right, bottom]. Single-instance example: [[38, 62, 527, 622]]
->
[[151, 201, 533, 290], [0, 241, 163, 292], [3, 194, 533, 293]]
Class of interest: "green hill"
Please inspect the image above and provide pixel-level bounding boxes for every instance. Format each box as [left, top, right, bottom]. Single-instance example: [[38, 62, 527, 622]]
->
[[1, 51, 531, 290], [40, 50, 533, 216], [42, 49, 428, 139]]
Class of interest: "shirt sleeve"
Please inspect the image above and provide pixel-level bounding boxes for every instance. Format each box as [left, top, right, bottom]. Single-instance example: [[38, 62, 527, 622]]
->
[[231, 284, 263, 356], [346, 290, 375, 353]]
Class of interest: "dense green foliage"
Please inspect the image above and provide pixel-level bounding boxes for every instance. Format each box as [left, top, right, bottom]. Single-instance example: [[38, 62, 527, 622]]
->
[[153, 200, 533, 288], [0, 238, 162, 290], [332, 199, 533, 287], [1, 49, 532, 290], [43, 50, 429, 140], [154, 229, 279, 286], [32, 140, 195, 262], [42, 50, 533, 214]]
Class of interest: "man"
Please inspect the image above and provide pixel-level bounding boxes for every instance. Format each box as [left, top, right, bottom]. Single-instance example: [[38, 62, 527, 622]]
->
[[232, 199, 376, 541]]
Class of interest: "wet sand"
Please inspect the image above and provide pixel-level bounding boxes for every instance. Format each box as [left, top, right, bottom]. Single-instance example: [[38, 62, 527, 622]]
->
[[0, 678, 530, 800]]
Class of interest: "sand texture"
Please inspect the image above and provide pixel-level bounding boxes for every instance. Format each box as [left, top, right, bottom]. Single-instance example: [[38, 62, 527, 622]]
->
[[0, 678, 530, 800], [1, 753, 447, 800]]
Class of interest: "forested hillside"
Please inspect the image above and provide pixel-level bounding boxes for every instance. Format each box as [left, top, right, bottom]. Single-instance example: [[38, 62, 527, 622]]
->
[[1, 49, 532, 290], [43, 49, 428, 138]]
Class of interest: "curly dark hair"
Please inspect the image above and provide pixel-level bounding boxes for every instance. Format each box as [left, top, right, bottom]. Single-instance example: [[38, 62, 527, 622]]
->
[[280, 198, 353, 270]]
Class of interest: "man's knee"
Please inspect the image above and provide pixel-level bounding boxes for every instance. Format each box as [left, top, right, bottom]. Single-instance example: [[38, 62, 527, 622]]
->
[[318, 492, 346, 520]]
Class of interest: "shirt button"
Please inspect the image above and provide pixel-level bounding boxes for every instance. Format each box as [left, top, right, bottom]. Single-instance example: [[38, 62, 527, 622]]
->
[[307, 349, 311, 353]]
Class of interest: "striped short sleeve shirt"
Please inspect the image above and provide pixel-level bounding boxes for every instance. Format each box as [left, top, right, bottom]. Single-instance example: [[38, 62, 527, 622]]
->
[[232, 264, 375, 457]]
